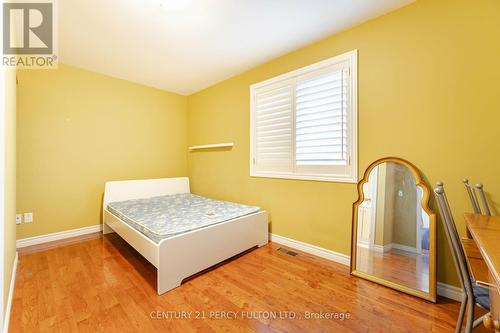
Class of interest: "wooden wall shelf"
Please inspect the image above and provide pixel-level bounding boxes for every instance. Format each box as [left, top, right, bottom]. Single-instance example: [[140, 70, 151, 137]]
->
[[188, 143, 234, 150]]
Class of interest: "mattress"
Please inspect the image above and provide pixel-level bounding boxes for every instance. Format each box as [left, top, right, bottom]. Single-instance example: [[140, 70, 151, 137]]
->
[[107, 193, 260, 243]]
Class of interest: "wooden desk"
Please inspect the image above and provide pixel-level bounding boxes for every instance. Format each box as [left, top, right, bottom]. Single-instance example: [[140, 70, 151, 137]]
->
[[465, 213, 500, 332], [462, 237, 491, 283]]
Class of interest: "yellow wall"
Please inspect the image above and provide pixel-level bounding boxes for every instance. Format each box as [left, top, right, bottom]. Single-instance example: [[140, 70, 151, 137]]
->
[[374, 165, 388, 246], [16, 64, 188, 239], [187, 0, 500, 286], [389, 163, 418, 248], [4, 68, 17, 312]]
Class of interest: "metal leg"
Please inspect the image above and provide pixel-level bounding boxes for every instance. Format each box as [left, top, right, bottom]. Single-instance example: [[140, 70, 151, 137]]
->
[[463, 299, 474, 333], [472, 313, 489, 329], [455, 296, 467, 333]]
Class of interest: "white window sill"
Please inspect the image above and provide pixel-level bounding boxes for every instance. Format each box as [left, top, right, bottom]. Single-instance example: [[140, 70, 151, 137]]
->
[[250, 172, 358, 184]]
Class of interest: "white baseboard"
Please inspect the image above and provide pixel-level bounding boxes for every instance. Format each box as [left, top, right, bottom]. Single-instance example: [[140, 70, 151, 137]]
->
[[373, 243, 393, 253], [3, 252, 18, 333], [360, 243, 419, 254], [357, 242, 369, 249], [269, 233, 350, 266], [437, 282, 463, 302], [16, 224, 102, 248], [270, 233, 463, 301], [372, 243, 421, 254], [391, 243, 420, 254]]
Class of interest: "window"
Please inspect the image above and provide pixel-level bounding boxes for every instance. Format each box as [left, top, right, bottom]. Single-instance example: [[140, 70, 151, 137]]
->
[[250, 50, 358, 183]]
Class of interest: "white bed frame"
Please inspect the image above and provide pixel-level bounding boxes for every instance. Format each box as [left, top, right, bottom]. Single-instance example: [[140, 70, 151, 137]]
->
[[102, 177, 268, 295]]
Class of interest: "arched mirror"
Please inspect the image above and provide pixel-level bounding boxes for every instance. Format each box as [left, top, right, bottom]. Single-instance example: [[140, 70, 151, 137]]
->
[[351, 157, 436, 302]]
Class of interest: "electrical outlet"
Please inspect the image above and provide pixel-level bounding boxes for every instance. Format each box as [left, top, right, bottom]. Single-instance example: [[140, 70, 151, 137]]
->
[[16, 214, 22, 225], [24, 212, 33, 223]]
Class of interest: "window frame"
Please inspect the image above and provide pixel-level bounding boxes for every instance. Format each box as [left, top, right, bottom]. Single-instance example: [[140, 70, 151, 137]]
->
[[249, 49, 358, 183]]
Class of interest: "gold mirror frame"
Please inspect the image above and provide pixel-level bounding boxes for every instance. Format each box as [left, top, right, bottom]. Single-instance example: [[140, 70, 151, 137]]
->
[[350, 157, 437, 302]]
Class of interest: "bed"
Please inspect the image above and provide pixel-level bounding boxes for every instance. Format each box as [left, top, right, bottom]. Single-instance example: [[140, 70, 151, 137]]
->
[[102, 177, 269, 295]]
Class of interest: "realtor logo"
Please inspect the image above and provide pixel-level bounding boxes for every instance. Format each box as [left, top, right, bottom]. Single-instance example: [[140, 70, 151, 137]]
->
[[2, 1, 57, 68]]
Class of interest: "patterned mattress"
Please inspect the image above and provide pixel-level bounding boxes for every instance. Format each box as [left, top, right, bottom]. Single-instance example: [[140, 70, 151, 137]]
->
[[107, 193, 260, 243]]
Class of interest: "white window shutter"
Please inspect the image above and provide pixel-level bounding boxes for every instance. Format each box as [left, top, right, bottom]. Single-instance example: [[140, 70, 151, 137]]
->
[[295, 68, 349, 166], [253, 81, 294, 173], [250, 49, 357, 182]]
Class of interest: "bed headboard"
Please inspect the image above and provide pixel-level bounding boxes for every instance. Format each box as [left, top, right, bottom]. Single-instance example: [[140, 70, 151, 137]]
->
[[103, 177, 190, 208]]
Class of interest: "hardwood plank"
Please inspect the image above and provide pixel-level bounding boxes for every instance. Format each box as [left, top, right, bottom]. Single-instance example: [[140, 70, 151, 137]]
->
[[355, 246, 429, 292], [10, 233, 465, 332]]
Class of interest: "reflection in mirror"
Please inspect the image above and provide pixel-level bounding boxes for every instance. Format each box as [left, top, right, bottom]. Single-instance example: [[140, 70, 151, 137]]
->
[[355, 162, 430, 293]]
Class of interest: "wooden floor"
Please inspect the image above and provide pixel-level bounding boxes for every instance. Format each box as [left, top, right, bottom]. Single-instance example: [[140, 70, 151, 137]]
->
[[10, 233, 465, 333], [356, 246, 429, 292]]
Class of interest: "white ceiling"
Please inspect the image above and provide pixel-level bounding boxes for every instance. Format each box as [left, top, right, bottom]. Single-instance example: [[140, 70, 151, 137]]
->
[[59, 0, 414, 95]]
